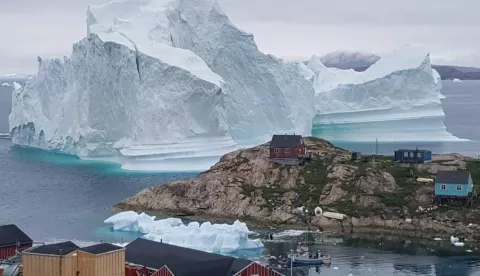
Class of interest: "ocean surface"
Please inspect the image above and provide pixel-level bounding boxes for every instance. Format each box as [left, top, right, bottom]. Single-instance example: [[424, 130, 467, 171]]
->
[[1, 80, 480, 275]]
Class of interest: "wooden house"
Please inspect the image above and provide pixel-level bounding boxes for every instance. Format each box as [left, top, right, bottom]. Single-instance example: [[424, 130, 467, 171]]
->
[[394, 149, 432, 163], [269, 134, 306, 166], [77, 243, 125, 276], [125, 238, 285, 276], [434, 171, 476, 206], [22, 241, 80, 276], [23, 241, 125, 276], [0, 224, 33, 260]]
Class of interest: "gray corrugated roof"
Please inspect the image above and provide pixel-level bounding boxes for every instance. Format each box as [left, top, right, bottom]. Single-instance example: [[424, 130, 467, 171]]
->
[[125, 238, 252, 276], [270, 135, 302, 148], [81, 243, 123, 255], [0, 224, 33, 248], [436, 171, 470, 184], [26, 241, 79, 255]]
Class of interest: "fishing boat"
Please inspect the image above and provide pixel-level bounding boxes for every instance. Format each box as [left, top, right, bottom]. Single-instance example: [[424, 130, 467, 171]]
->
[[286, 246, 331, 267]]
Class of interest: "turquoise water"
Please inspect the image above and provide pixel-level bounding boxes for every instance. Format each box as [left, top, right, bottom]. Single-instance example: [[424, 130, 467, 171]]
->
[[1, 80, 480, 275]]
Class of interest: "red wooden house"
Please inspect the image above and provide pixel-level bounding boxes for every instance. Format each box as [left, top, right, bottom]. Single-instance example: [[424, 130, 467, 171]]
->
[[0, 224, 33, 260], [125, 238, 285, 276], [269, 134, 306, 165]]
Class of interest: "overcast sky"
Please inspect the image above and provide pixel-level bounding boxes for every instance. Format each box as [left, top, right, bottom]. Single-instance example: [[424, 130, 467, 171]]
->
[[0, 0, 478, 74]]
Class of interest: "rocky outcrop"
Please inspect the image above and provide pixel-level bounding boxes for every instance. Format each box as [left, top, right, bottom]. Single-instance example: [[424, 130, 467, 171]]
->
[[118, 137, 480, 239]]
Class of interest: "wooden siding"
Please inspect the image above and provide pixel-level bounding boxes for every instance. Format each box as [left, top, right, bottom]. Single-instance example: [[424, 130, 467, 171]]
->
[[23, 251, 77, 276], [125, 265, 149, 276], [235, 262, 285, 276], [0, 244, 32, 260], [94, 249, 125, 276], [152, 266, 174, 276], [270, 139, 305, 159], [23, 249, 125, 276]]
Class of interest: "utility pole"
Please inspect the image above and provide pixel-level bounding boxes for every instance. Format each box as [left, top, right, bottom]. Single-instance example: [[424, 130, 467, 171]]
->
[[373, 138, 378, 167]]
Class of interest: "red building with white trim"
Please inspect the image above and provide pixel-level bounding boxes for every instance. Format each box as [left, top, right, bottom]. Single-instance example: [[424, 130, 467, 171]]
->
[[269, 134, 306, 165], [0, 224, 33, 260]]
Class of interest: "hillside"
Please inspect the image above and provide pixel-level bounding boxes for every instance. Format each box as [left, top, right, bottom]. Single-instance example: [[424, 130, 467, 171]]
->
[[118, 137, 480, 238]]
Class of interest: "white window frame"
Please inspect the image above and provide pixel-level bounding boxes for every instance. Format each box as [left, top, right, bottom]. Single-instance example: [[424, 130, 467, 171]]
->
[[441, 184, 446, 190], [274, 148, 279, 153], [409, 152, 414, 157], [457, 185, 462, 191], [285, 148, 290, 154], [403, 152, 409, 157]]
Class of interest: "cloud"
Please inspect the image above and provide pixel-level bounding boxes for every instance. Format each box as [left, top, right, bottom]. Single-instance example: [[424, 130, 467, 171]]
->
[[0, 0, 478, 74]]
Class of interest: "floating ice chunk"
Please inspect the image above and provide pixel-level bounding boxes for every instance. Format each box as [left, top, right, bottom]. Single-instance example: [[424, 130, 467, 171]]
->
[[453, 78, 462, 82], [434, 237, 442, 241], [12, 82, 22, 90], [1, 83, 10, 87], [104, 211, 263, 253]]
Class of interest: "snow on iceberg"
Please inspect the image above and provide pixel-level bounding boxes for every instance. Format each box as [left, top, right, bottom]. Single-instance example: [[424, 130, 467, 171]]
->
[[104, 211, 263, 253], [308, 45, 464, 142], [9, 0, 314, 171]]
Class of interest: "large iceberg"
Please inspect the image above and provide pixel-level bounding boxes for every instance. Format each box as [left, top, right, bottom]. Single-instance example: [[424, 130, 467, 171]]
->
[[308, 46, 464, 142], [9, 0, 314, 171], [103, 211, 263, 253], [9, 0, 462, 171]]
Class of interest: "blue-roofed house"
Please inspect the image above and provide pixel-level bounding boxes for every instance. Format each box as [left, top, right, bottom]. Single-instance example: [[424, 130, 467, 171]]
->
[[434, 171, 476, 206], [394, 149, 432, 163]]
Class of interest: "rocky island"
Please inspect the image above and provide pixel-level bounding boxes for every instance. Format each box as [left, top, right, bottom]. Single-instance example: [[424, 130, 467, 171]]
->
[[118, 137, 480, 239]]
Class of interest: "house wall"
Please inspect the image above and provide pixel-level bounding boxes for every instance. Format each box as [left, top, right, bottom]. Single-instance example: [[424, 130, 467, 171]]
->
[[0, 244, 32, 260], [235, 262, 285, 276], [435, 183, 472, 197], [77, 250, 96, 276], [152, 266, 174, 276], [125, 265, 149, 276], [394, 150, 430, 163], [94, 249, 125, 276], [23, 252, 77, 276]]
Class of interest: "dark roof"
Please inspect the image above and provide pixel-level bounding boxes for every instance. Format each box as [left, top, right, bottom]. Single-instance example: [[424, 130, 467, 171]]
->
[[0, 224, 33, 248], [436, 171, 471, 184], [270, 135, 302, 148], [26, 241, 79, 256], [396, 149, 430, 153], [125, 238, 252, 276], [80, 243, 123, 255]]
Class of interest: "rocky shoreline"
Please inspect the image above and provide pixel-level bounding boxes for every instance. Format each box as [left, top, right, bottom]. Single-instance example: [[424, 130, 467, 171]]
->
[[117, 137, 480, 240]]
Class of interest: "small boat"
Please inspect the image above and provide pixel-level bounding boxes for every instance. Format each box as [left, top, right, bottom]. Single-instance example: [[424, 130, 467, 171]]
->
[[286, 248, 331, 267]]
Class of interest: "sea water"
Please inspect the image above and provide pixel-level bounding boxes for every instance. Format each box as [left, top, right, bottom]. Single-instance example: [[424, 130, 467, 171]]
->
[[1, 80, 480, 275]]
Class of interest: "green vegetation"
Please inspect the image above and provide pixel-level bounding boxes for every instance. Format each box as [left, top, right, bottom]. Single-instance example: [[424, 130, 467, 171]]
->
[[467, 160, 480, 189], [296, 157, 333, 210]]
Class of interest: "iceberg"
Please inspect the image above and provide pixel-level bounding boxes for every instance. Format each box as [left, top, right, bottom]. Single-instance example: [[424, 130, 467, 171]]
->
[[9, 0, 314, 171], [104, 211, 264, 253], [308, 46, 464, 142]]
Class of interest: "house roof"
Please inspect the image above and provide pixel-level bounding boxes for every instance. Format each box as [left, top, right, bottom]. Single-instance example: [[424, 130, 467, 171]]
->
[[436, 171, 471, 184], [80, 243, 123, 255], [270, 135, 302, 148], [0, 224, 33, 248], [125, 238, 252, 276], [26, 241, 79, 256], [396, 149, 430, 153]]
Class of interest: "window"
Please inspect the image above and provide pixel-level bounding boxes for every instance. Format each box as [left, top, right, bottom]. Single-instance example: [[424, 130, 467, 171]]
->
[[409, 152, 414, 157], [441, 184, 446, 190], [457, 185, 462, 191], [274, 148, 279, 153], [285, 149, 290, 154], [403, 152, 408, 157], [418, 152, 423, 158]]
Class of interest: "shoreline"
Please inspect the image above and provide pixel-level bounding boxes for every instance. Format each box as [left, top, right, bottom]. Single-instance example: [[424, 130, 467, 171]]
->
[[117, 137, 480, 242], [114, 204, 480, 243]]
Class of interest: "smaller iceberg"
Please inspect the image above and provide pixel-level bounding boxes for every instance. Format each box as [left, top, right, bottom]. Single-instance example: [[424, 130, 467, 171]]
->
[[104, 211, 264, 253], [453, 78, 462, 82]]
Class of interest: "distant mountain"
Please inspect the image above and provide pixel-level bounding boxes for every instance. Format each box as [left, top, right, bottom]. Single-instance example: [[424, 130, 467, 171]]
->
[[320, 51, 480, 80], [320, 51, 380, 70]]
